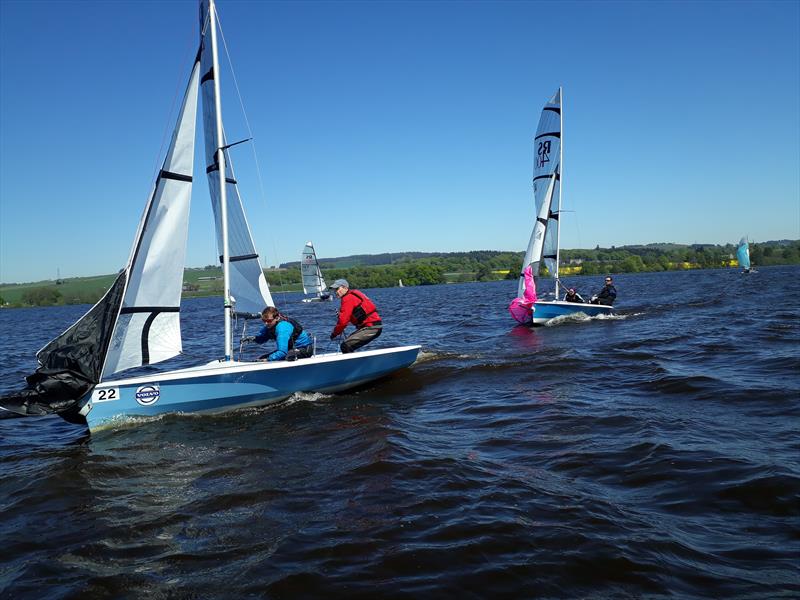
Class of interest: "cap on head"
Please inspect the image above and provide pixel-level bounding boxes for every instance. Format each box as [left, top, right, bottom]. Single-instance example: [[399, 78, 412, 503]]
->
[[568, 288, 576, 293], [329, 278, 349, 290]]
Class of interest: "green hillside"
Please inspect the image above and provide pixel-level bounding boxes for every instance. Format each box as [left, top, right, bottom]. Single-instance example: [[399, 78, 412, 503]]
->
[[2, 240, 798, 308]]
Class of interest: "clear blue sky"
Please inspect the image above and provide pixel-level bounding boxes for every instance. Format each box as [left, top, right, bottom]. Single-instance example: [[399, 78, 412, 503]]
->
[[1, 0, 798, 283]]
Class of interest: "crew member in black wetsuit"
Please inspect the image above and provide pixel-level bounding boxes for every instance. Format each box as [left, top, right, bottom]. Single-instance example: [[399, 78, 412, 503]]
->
[[591, 277, 617, 305], [564, 288, 586, 303]]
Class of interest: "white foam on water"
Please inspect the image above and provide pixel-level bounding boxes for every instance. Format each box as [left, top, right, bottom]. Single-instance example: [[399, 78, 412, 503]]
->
[[284, 391, 331, 405], [416, 350, 475, 362]]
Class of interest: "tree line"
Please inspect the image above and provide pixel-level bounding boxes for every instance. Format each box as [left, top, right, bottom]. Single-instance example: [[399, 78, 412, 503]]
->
[[3, 241, 797, 307]]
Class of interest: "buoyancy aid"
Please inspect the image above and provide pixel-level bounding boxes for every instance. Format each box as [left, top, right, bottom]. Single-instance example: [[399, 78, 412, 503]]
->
[[265, 314, 305, 348], [281, 314, 304, 348], [346, 290, 379, 327]]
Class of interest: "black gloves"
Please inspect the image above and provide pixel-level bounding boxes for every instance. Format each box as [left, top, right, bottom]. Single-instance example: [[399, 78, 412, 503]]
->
[[242, 336, 256, 343]]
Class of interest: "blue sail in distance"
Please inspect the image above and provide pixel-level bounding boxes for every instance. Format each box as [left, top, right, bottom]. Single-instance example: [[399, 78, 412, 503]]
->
[[736, 237, 750, 270]]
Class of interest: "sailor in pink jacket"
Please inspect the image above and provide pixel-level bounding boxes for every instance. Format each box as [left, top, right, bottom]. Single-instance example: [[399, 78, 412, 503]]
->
[[508, 264, 537, 324]]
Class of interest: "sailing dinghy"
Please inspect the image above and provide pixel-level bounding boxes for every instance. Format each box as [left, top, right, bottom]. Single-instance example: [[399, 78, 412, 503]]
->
[[0, 0, 419, 432], [300, 241, 332, 302], [510, 88, 613, 326], [737, 237, 755, 274]]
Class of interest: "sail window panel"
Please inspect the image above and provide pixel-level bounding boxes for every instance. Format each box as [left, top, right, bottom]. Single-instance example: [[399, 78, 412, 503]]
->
[[228, 262, 273, 315], [103, 312, 182, 377]]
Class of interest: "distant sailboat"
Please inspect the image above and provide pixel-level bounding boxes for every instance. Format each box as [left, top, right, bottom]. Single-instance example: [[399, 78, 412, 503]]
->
[[300, 241, 332, 302], [398, 279, 404, 288], [510, 88, 614, 325], [737, 237, 756, 274]]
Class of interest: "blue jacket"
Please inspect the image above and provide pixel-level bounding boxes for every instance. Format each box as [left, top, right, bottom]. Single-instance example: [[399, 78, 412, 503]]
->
[[253, 320, 313, 362]]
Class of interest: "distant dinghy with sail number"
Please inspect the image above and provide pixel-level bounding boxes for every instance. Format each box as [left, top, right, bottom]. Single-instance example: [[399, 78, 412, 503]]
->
[[510, 88, 613, 326], [737, 237, 756, 274], [0, 0, 419, 433], [300, 241, 332, 302]]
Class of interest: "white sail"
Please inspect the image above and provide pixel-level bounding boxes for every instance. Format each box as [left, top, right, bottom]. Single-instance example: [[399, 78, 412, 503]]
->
[[532, 88, 562, 280], [101, 60, 201, 378], [301, 242, 326, 296], [518, 172, 557, 298], [199, 1, 273, 316]]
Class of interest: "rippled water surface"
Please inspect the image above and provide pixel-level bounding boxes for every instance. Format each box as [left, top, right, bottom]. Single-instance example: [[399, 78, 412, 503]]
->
[[1, 267, 799, 598]]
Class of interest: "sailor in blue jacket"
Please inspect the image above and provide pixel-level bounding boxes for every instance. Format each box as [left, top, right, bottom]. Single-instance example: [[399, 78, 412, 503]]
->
[[243, 306, 314, 362]]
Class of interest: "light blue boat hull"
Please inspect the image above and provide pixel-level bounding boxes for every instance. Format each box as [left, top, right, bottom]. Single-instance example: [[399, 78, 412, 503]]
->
[[80, 345, 420, 432], [531, 300, 613, 325]]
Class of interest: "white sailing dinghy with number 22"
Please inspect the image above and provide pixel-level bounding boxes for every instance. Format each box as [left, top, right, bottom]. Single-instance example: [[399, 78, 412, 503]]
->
[[0, 0, 419, 433]]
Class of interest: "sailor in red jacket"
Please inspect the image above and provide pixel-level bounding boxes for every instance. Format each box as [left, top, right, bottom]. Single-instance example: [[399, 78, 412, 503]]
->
[[328, 279, 383, 353]]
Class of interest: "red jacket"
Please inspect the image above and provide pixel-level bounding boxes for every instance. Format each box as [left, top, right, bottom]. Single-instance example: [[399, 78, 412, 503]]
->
[[332, 289, 381, 337]]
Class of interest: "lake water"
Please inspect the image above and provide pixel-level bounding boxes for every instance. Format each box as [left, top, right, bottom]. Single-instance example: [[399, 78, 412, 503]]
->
[[1, 266, 798, 598]]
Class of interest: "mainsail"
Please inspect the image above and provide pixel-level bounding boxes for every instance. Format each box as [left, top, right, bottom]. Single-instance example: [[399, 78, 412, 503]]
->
[[518, 88, 562, 297], [301, 242, 327, 296], [736, 237, 751, 270], [199, 0, 273, 316]]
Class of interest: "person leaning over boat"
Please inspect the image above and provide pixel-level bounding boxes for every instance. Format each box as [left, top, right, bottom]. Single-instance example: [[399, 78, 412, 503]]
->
[[564, 288, 586, 303], [329, 279, 383, 353], [242, 306, 314, 361], [590, 276, 617, 306]]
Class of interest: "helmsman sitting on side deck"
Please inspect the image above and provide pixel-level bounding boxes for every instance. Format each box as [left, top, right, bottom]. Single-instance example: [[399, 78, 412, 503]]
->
[[590, 276, 617, 306]]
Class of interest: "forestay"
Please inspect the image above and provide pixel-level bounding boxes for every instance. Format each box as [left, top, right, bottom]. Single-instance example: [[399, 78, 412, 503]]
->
[[199, 0, 273, 315], [301, 242, 327, 295]]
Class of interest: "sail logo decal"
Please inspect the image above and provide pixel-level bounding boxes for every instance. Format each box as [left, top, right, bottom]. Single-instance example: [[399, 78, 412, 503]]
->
[[536, 140, 551, 169], [135, 385, 161, 406]]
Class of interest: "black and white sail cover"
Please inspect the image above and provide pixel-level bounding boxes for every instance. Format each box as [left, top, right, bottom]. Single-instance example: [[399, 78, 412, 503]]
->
[[199, 0, 273, 315], [301, 241, 327, 296], [519, 88, 561, 297], [102, 59, 201, 377]]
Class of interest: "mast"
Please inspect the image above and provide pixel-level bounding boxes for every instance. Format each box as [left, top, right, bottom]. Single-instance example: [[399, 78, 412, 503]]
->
[[554, 86, 563, 301], [208, 0, 233, 360]]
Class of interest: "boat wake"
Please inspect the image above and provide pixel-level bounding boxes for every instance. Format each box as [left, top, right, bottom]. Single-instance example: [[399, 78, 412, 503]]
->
[[284, 391, 331, 405], [414, 350, 476, 363], [543, 311, 632, 327]]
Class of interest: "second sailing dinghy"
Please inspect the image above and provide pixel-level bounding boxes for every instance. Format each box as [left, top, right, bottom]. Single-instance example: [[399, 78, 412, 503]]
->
[[510, 88, 613, 326], [0, 0, 419, 433], [300, 242, 332, 302]]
